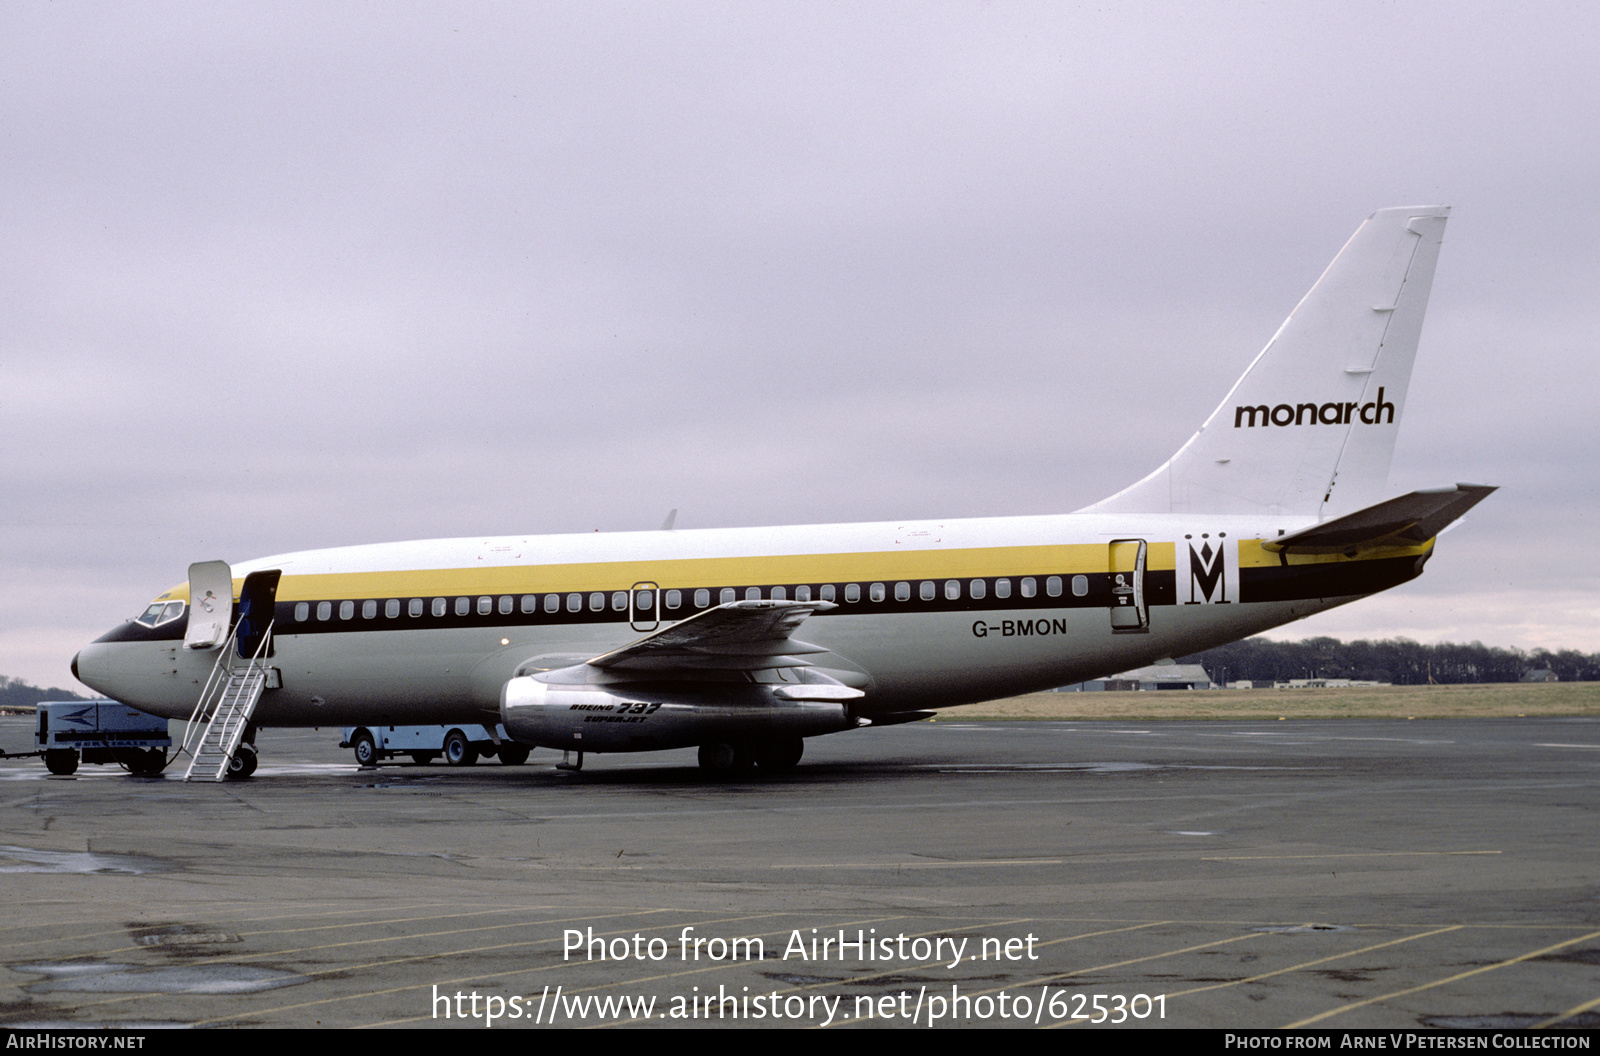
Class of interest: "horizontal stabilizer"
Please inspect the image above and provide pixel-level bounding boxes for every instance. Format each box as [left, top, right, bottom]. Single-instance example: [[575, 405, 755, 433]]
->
[[1263, 484, 1496, 554]]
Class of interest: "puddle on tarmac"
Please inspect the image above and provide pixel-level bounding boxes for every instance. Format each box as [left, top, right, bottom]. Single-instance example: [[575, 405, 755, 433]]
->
[[14, 959, 305, 994], [0, 845, 166, 875]]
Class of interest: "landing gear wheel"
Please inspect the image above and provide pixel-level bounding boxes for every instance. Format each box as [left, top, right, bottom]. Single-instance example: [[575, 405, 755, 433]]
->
[[352, 730, 378, 767], [44, 749, 79, 776], [225, 744, 258, 780], [754, 737, 804, 773], [698, 742, 754, 776], [130, 748, 167, 776], [497, 743, 530, 766], [409, 752, 437, 765], [443, 730, 478, 766]]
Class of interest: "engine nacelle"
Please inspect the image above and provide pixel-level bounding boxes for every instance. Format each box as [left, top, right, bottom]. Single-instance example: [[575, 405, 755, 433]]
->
[[500, 676, 853, 753]]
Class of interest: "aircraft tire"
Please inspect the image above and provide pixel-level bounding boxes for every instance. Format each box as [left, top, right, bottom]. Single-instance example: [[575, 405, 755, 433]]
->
[[44, 749, 79, 776], [225, 744, 258, 780], [497, 743, 530, 766], [697, 742, 735, 773], [352, 730, 378, 767], [754, 737, 803, 773], [698, 742, 755, 776], [443, 730, 478, 767]]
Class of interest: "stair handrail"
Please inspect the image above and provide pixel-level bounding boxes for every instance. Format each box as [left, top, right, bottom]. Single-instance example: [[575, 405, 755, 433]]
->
[[181, 623, 242, 755]]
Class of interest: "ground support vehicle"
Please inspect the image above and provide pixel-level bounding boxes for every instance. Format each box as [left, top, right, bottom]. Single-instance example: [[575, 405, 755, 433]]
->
[[340, 723, 529, 767], [29, 700, 172, 775]]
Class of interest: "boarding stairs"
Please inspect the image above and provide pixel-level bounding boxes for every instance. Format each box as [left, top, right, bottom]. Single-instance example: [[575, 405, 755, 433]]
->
[[182, 622, 272, 782]]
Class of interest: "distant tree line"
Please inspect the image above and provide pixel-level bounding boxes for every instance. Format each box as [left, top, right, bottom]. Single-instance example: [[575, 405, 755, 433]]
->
[[0, 676, 88, 710], [1180, 637, 1599, 685]]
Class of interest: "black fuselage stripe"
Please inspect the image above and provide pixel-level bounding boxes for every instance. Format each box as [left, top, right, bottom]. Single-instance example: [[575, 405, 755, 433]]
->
[[95, 556, 1421, 644]]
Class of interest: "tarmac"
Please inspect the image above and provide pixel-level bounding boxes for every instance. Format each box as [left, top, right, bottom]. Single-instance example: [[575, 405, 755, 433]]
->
[[1, 713, 1597, 1029]]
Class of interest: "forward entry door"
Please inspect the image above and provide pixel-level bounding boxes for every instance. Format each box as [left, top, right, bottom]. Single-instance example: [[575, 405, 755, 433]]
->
[[184, 561, 233, 650], [236, 570, 281, 659]]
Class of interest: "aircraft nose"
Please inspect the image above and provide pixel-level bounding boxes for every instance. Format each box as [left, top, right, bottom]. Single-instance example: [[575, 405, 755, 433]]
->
[[73, 640, 115, 696]]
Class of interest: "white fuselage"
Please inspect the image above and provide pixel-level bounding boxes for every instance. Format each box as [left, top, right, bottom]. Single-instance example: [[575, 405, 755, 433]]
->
[[74, 510, 1429, 734]]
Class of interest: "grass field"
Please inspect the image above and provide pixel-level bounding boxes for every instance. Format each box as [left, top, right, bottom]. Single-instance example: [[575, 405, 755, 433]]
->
[[945, 681, 1600, 721]]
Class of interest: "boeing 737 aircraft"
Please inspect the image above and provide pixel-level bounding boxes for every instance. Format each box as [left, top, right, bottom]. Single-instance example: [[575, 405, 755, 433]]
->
[[73, 206, 1492, 779]]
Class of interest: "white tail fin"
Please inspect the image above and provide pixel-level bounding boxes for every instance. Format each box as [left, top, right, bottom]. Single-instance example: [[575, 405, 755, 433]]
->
[[1084, 206, 1449, 518]]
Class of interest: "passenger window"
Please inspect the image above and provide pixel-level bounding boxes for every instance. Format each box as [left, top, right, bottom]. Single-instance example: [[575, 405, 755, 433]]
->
[[820, 584, 836, 603], [894, 582, 910, 602], [1072, 574, 1088, 597], [970, 579, 986, 600], [1021, 577, 1036, 598], [410, 598, 424, 617], [870, 583, 886, 603], [521, 595, 536, 614], [478, 596, 492, 615], [295, 602, 310, 622], [720, 588, 736, 604], [844, 583, 860, 603], [795, 585, 812, 602], [945, 580, 961, 601], [317, 601, 332, 621], [433, 598, 448, 617], [995, 578, 1011, 599], [386, 599, 400, 618], [362, 600, 377, 619], [1046, 576, 1062, 597], [339, 601, 355, 620], [567, 594, 581, 613], [589, 593, 605, 612], [771, 586, 786, 601], [695, 588, 710, 608], [919, 581, 934, 601], [742, 586, 758, 601], [456, 597, 471, 616], [612, 592, 627, 611], [500, 596, 514, 615], [635, 590, 653, 609], [544, 594, 559, 613], [666, 589, 682, 609]]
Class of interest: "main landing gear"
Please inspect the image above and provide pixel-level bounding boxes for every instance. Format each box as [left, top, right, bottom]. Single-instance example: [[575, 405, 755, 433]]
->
[[697, 736, 804, 776]]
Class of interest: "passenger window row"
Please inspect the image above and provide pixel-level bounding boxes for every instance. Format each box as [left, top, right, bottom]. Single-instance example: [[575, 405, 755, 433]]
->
[[290, 575, 1093, 623]]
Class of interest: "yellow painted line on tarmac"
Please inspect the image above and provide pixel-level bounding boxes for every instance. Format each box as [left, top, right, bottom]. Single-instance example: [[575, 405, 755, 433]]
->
[[1285, 928, 1600, 1028], [773, 858, 1065, 868], [1168, 925, 1462, 1000], [1535, 992, 1600, 1029], [1201, 850, 1499, 861]]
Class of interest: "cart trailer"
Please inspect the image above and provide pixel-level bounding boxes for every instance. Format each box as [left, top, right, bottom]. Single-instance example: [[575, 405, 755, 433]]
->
[[35, 700, 171, 775]]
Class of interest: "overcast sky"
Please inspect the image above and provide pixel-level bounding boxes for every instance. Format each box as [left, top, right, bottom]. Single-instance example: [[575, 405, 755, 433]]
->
[[4, 2, 1597, 690]]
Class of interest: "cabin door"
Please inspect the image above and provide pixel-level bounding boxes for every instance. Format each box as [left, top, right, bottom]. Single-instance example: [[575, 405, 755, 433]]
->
[[237, 570, 282, 659], [631, 582, 660, 632], [184, 561, 233, 650], [1108, 539, 1149, 633]]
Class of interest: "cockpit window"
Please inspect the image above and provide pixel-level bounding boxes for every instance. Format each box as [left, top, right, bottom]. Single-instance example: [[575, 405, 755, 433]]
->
[[136, 601, 186, 628]]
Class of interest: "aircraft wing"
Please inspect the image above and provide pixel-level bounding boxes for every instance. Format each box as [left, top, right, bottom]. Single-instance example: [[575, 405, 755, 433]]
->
[[586, 599, 836, 674], [1264, 483, 1496, 555]]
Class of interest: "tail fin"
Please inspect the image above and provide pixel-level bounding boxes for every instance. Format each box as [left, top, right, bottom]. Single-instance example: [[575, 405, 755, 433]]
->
[[1084, 206, 1450, 518]]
